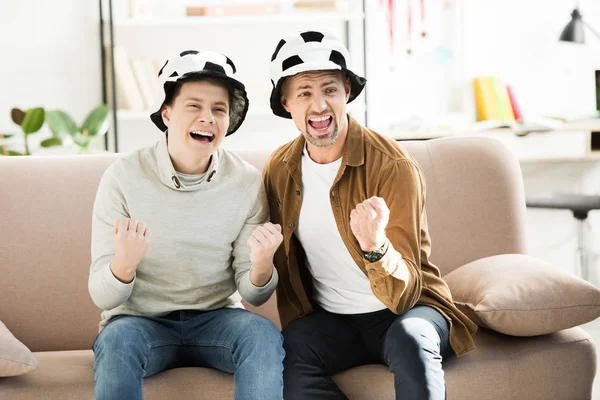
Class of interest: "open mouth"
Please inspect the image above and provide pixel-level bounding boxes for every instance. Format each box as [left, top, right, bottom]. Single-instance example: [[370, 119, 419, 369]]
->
[[189, 131, 215, 143], [308, 115, 333, 134]]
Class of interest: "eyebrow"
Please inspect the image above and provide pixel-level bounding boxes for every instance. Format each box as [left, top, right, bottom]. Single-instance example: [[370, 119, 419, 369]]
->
[[184, 97, 228, 107], [294, 80, 338, 91]]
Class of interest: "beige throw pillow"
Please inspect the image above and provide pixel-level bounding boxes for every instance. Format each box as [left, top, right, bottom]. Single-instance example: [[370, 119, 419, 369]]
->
[[0, 320, 39, 376], [444, 254, 600, 336]]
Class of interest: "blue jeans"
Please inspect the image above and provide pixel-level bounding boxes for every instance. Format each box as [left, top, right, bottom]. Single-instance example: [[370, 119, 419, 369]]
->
[[282, 305, 453, 400], [92, 308, 284, 400]]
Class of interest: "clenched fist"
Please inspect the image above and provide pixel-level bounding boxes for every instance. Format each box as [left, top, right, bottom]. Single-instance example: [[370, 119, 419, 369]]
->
[[350, 197, 390, 252], [110, 218, 151, 283], [247, 222, 283, 271]]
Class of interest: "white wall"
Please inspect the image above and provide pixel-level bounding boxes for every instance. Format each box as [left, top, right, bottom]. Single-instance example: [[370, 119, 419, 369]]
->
[[0, 0, 103, 151]]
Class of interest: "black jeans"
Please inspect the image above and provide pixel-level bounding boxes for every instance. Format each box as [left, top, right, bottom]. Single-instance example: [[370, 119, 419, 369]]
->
[[282, 305, 453, 400]]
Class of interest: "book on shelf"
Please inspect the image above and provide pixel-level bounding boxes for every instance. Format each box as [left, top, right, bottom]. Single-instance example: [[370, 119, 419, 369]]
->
[[113, 46, 145, 111], [104, 46, 131, 113], [104, 46, 165, 114], [473, 76, 500, 121], [491, 76, 515, 122], [293, 0, 350, 11], [131, 58, 160, 110], [186, 3, 281, 17], [473, 76, 516, 123], [506, 84, 523, 122]]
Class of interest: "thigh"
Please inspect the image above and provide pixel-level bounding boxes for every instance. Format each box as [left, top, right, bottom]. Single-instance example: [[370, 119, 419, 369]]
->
[[282, 307, 371, 376], [93, 315, 183, 377], [182, 308, 282, 373], [381, 305, 452, 365]]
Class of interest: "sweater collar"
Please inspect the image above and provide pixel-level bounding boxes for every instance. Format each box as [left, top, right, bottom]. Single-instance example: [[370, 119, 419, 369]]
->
[[155, 134, 220, 192]]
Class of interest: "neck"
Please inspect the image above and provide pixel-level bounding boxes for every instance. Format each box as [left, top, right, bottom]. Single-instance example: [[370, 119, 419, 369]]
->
[[167, 138, 211, 174], [305, 114, 349, 164]]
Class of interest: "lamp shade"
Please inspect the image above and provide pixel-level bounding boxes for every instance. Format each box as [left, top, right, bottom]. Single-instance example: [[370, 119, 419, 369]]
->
[[560, 8, 586, 43]]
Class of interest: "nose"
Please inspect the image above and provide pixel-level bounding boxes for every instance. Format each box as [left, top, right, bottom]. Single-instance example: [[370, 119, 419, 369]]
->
[[310, 92, 327, 114], [197, 108, 215, 124]]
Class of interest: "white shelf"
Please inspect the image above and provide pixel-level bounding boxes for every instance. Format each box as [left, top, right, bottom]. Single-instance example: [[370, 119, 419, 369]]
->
[[117, 107, 275, 120], [113, 12, 364, 27]]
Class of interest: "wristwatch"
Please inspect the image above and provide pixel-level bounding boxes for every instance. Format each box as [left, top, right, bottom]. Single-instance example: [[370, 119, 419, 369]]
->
[[363, 240, 389, 263]]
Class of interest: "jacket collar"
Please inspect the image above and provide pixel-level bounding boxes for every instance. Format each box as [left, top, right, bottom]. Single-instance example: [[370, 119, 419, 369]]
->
[[283, 114, 365, 173], [155, 134, 220, 192]]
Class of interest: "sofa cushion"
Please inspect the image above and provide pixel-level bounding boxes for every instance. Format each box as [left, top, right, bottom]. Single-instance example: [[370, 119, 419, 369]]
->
[[0, 321, 38, 377], [0, 328, 593, 400], [444, 254, 600, 336]]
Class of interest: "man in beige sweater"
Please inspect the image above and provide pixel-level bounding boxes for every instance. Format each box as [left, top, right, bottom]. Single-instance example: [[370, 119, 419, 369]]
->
[[89, 50, 284, 400]]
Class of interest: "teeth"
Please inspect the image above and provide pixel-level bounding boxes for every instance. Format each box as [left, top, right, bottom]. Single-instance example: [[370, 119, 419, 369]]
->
[[309, 116, 331, 122], [191, 131, 214, 137]]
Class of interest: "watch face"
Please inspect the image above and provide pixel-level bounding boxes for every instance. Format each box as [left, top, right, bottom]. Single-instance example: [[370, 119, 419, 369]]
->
[[365, 250, 384, 263], [364, 241, 388, 263]]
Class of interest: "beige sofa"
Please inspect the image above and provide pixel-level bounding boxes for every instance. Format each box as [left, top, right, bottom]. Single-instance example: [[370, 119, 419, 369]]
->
[[0, 136, 596, 399]]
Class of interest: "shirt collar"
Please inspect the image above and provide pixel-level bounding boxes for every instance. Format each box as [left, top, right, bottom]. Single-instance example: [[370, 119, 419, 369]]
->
[[155, 134, 220, 192], [284, 114, 365, 172]]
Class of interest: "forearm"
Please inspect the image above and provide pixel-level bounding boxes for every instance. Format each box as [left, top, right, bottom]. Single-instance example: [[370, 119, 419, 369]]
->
[[368, 242, 422, 313], [238, 267, 279, 307], [250, 264, 274, 287], [110, 258, 136, 284], [388, 255, 410, 282], [88, 260, 135, 310]]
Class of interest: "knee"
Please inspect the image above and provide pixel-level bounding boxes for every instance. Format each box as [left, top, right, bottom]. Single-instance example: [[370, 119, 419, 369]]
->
[[281, 325, 307, 361], [384, 317, 441, 365], [243, 314, 282, 345], [94, 318, 148, 358], [238, 314, 284, 361]]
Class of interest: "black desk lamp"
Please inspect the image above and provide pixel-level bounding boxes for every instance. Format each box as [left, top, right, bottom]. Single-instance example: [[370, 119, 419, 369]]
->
[[560, 7, 600, 43]]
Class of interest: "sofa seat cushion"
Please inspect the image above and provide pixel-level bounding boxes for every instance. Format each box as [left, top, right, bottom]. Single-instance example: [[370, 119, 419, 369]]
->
[[0, 328, 594, 400], [0, 350, 235, 400]]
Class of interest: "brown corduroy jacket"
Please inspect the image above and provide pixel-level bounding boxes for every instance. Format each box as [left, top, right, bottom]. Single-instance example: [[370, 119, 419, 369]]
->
[[262, 115, 478, 357]]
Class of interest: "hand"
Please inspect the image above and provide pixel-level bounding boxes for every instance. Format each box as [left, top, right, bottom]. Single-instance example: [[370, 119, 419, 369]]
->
[[110, 218, 151, 283], [247, 222, 283, 271], [350, 197, 390, 252]]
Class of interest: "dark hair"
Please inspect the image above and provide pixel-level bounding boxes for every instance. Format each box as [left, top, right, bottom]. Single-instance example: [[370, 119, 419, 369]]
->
[[162, 73, 234, 110]]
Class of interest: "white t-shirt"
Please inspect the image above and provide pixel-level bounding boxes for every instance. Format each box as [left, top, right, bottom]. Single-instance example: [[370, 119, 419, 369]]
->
[[296, 146, 387, 314]]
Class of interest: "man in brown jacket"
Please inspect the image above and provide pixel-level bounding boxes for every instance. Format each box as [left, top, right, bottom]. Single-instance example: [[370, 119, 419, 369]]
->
[[263, 30, 477, 400]]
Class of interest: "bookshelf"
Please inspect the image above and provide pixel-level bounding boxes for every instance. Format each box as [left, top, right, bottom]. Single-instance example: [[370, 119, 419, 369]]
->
[[99, 0, 368, 153]]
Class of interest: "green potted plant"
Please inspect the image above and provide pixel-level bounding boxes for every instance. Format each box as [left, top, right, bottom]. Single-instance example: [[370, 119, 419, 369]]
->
[[43, 104, 110, 153], [0, 107, 45, 156]]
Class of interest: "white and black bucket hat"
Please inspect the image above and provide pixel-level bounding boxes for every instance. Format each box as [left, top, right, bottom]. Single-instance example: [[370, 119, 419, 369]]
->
[[269, 30, 366, 119], [150, 50, 249, 136]]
